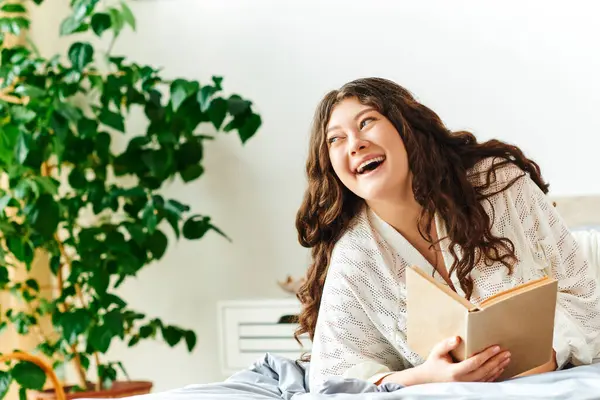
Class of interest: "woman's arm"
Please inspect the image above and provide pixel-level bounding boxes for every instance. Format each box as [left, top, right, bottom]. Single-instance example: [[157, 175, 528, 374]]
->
[[500, 163, 600, 368], [308, 247, 407, 392]]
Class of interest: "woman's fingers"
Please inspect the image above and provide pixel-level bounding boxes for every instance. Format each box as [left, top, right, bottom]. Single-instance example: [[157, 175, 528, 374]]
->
[[452, 345, 501, 377], [451, 346, 511, 381], [430, 336, 461, 358], [480, 353, 512, 382], [485, 367, 504, 382]]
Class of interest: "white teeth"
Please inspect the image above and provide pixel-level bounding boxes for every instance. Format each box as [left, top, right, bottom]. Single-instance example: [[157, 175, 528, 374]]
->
[[357, 156, 385, 174]]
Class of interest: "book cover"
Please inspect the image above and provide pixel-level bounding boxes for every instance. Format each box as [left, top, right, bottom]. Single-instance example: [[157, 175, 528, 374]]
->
[[406, 265, 558, 381]]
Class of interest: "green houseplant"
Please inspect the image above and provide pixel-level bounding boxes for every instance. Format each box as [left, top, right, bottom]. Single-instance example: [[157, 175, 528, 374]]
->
[[0, 0, 261, 397]]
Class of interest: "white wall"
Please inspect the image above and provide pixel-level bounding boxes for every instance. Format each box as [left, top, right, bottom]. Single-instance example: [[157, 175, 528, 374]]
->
[[30, 0, 600, 392]]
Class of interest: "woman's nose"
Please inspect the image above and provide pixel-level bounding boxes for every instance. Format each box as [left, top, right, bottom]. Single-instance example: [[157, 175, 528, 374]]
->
[[349, 136, 369, 155]]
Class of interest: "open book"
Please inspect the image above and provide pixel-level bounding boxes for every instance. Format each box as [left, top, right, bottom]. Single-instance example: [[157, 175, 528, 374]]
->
[[406, 265, 558, 381]]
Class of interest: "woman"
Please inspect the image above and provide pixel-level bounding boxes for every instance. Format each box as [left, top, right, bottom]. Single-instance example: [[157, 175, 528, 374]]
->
[[295, 77, 600, 392]]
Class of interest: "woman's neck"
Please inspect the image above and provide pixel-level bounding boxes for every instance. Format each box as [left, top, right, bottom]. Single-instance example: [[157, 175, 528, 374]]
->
[[367, 192, 423, 237]]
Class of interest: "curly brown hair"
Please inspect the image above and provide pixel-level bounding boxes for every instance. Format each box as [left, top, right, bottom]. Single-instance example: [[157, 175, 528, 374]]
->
[[294, 77, 549, 346]]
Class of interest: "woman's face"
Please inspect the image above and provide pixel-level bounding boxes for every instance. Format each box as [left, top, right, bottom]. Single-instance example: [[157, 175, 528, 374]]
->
[[325, 97, 411, 203]]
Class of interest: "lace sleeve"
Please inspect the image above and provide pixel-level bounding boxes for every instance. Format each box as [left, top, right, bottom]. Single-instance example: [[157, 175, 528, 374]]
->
[[500, 163, 600, 368], [308, 242, 407, 392]]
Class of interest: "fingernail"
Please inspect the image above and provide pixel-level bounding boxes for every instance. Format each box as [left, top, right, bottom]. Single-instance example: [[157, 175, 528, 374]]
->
[[493, 346, 500, 353], [505, 352, 511, 359]]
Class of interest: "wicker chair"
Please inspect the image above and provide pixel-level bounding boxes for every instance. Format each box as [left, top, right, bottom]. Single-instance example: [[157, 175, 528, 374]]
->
[[0, 352, 66, 400]]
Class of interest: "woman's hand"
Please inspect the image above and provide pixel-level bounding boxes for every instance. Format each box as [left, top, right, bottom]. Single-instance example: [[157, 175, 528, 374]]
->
[[418, 336, 511, 383], [381, 336, 511, 386]]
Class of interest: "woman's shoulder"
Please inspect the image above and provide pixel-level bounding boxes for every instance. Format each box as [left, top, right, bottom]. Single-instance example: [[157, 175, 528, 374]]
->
[[467, 156, 528, 192], [328, 206, 386, 270], [331, 206, 376, 253]]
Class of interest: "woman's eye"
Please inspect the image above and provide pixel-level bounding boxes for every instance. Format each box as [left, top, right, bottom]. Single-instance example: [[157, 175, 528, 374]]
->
[[360, 117, 375, 129], [327, 136, 339, 144]]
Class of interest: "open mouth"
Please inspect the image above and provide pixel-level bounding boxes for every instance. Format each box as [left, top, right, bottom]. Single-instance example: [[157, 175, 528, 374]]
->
[[356, 156, 386, 175]]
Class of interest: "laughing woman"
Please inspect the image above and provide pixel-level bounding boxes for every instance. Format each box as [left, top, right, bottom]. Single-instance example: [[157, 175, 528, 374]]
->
[[295, 77, 600, 392]]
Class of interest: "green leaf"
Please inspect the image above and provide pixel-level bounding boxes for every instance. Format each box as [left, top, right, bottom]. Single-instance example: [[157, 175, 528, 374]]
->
[[59, 309, 92, 344], [55, 101, 83, 121], [11, 362, 46, 390], [60, 15, 82, 36], [197, 85, 218, 112], [108, 7, 124, 36], [1, 4, 27, 12], [0, 195, 16, 213], [0, 16, 29, 36], [10, 312, 36, 334], [207, 97, 227, 130], [25, 279, 39, 292], [14, 131, 30, 164], [185, 330, 197, 352], [89, 325, 113, 353], [0, 125, 19, 164], [165, 199, 190, 214], [180, 164, 204, 183], [182, 215, 210, 240], [165, 213, 180, 239], [11, 106, 36, 123], [68, 42, 94, 71], [147, 229, 168, 260], [63, 69, 82, 84], [105, 310, 125, 338], [14, 84, 45, 99], [128, 335, 140, 347], [32, 176, 59, 195], [0, 371, 10, 400], [227, 95, 251, 116], [161, 325, 183, 347], [99, 109, 125, 132], [77, 117, 99, 138], [50, 255, 62, 275], [170, 79, 199, 112], [91, 12, 111, 36], [141, 149, 172, 178], [120, 1, 136, 30], [0, 266, 9, 288], [98, 364, 117, 389], [99, 293, 127, 309], [68, 168, 87, 189], [60, 0, 99, 35], [29, 194, 60, 239], [72, 0, 100, 19], [6, 237, 25, 262], [142, 202, 157, 234], [183, 215, 230, 241], [238, 113, 261, 144], [177, 138, 203, 166], [89, 270, 109, 295], [207, 222, 231, 242], [212, 76, 223, 90]]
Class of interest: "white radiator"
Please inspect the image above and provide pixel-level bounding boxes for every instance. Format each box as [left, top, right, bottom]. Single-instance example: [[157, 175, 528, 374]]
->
[[217, 299, 311, 375]]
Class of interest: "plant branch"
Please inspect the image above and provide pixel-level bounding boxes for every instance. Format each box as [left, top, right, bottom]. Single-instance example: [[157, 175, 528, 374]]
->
[[43, 160, 89, 388], [54, 238, 89, 389], [94, 353, 102, 391], [23, 293, 54, 345]]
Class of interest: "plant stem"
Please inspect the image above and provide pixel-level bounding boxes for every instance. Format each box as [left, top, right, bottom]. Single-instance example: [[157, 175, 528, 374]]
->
[[94, 353, 102, 392], [56, 238, 106, 390], [54, 239, 89, 389], [42, 161, 89, 389]]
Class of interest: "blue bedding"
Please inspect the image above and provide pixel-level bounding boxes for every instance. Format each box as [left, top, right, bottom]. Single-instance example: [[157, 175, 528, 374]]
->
[[113, 354, 600, 400]]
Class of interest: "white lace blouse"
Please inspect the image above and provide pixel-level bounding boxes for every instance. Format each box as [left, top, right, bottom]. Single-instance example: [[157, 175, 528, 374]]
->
[[308, 158, 600, 391]]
